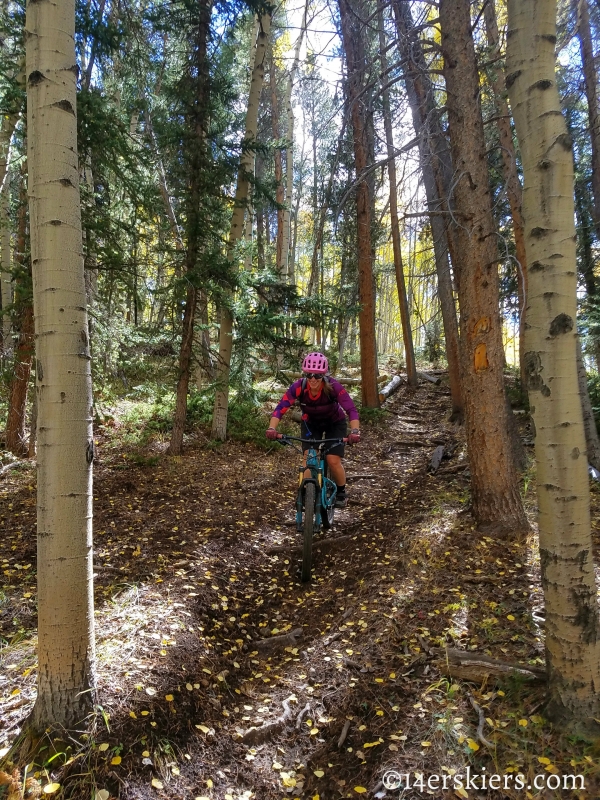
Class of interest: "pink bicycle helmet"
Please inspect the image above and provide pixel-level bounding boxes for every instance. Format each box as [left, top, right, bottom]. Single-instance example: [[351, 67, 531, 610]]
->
[[302, 352, 328, 374]]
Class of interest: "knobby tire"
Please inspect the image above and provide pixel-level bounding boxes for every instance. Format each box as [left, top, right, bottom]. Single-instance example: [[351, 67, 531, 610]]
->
[[322, 464, 335, 530], [302, 482, 315, 582]]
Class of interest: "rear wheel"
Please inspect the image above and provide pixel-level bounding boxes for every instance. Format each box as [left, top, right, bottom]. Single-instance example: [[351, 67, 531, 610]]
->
[[322, 464, 335, 530], [301, 482, 315, 582]]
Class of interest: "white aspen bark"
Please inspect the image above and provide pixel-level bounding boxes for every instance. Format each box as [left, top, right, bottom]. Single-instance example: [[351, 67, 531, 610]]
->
[[212, 13, 271, 440], [282, 1, 307, 279], [26, 0, 96, 731], [1, 182, 12, 355], [377, 0, 417, 386], [507, 0, 600, 725]]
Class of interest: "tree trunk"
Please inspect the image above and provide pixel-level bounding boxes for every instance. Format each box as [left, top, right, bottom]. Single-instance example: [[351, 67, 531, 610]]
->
[[26, 0, 96, 732], [6, 169, 32, 456], [168, 0, 212, 455], [576, 337, 600, 471], [377, 0, 417, 387], [6, 304, 33, 456], [1, 182, 12, 356], [392, 0, 463, 420], [338, 0, 379, 408], [282, 2, 307, 280], [577, 0, 600, 237], [269, 48, 285, 276], [483, 0, 528, 391], [212, 13, 271, 440], [169, 285, 198, 453], [440, 0, 528, 534], [506, 0, 600, 726]]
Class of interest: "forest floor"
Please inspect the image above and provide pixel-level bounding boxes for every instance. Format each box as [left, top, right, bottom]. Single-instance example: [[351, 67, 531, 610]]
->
[[1, 378, 600, 800]]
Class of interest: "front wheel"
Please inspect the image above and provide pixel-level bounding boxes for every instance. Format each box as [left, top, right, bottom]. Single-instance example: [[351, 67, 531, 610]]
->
[[301, 482, 315, 582], [322, 464, 335, 530]]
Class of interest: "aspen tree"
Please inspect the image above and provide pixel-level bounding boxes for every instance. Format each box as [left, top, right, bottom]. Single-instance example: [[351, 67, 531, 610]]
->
[[376, 0, 417, 386], [282, 1, 307, 280], [212, 13, 271, 440], [506, 0, 600, 725], [26, 0, 96, 729]]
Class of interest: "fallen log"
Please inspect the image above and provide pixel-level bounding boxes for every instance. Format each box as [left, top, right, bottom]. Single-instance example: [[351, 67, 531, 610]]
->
[[417, 371, 442, 386], [255, 369, 390, 386], [379, 374, 404, 402], [429, 445, 445, 473], [437, 648, 546, 684]]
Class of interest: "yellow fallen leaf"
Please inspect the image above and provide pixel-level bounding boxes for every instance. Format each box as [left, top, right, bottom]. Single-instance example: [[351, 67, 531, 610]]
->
[[354, 788, 367, 794], [196, 724, 210, 733], [314, 769, 324, 777], [96, 791, 110, 800], [363, 741, 382, 748], [507, 615, 515, 621], [272, 762, 283, 770], [466, 739, 480, 751], [421, 741, 432, 747], [206, 778, 214, 788], [111, 756, 122, 765], [310, 728, 319, 735], [141, 710, 149, 716], [142, 750, 150, 757], [165, 695, 174, 702], [538, 757, 551, 765], [43, 785, 61, 795], [455, 787, 469, 799], [313, 795, 320, 800], [98, 743, 109, 752], [129, 711, 137, 719], [186, 683, 193, 691], [151, 778, 163, 789], [518, 719, 528, 727]]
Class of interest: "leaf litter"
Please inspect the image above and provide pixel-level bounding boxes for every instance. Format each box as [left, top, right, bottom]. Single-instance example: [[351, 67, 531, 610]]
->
[[1, 379, 599, 798]]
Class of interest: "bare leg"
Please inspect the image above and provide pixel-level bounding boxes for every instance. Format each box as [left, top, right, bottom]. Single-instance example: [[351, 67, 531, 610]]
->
[[326, 454, 346, 486]]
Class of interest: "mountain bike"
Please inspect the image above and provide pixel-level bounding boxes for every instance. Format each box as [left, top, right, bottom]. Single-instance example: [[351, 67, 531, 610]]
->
[[276, 434, 348, 582]]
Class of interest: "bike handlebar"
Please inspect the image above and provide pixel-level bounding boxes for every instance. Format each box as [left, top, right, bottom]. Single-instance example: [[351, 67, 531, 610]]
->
[[277, 434, 349, 444]]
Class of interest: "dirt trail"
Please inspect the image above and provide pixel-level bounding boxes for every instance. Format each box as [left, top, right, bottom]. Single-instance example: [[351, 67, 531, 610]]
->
[[1, 382, 597, 799]]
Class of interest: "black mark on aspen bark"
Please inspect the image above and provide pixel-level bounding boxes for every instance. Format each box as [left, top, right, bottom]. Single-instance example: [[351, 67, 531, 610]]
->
[[571, 447, 580, 459], [59, 177, 74, 187], [53, 99, 75, 115], [28, 70, 45, 86], [556, 133, 572, 151], [86, 440, 95, 464], [549, 313, 574, 336], [49, 220, 62, 226], [36, 359, 43, 381], [523, 351, 551, 397], [542, 34, 557, 44], [505, 70, 521, 89], [60, 392, 66, 403], [530, 227, 548, 238], [531, 79, 552, 91], [571, 582, 599, 644]]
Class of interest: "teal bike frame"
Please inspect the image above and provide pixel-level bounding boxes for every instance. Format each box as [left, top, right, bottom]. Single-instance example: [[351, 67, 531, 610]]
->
[[278, 435, 345, 529]]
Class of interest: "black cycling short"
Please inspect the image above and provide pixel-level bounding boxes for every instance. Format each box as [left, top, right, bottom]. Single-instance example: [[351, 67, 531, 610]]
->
[[301, 418, 347, 458]]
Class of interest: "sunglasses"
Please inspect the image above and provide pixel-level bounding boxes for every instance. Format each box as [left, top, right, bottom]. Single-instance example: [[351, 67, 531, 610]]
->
[[304, 373, 324, 380]]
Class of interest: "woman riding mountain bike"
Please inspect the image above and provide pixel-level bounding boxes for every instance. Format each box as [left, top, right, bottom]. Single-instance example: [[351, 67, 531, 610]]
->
[[265, 352, 360, 508]]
